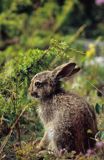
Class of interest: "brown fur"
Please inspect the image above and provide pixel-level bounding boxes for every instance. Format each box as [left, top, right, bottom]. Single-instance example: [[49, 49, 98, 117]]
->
[[29, 62, 97, 154]]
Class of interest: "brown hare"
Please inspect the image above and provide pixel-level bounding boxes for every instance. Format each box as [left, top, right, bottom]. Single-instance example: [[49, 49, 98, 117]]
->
[[29, 62, 97, 155]]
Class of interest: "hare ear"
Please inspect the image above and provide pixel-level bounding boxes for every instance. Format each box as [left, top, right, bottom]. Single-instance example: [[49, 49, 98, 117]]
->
[[52, 62, 76, 80], [67, 67, 80, 77]]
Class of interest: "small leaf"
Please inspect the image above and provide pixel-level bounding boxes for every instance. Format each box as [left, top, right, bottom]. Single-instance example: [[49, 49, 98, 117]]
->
[[101, 131, 104, 140], [102, 104, 104, 113], [95, 103, 101, 114]]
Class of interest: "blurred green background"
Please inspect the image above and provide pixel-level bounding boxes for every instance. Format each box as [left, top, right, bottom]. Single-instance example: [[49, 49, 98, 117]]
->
[[0, 0, 104, 159]]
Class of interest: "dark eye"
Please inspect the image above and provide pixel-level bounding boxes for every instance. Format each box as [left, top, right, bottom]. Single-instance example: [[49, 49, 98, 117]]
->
[[35, 81, 42, 88]]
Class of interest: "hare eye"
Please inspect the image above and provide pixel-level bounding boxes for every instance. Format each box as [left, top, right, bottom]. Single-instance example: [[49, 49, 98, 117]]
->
[[35, 81, 42, 88]]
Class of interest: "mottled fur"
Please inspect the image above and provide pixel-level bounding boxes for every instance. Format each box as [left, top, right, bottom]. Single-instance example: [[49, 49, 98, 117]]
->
[[29, 62, 97, 154]]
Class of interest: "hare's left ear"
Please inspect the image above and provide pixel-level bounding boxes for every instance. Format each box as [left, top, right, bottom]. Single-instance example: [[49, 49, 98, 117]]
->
[[52, 62, 80, 80]]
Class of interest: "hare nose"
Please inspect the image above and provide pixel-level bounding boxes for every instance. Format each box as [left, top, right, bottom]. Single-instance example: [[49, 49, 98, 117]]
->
[[31, 91, 39, 98]]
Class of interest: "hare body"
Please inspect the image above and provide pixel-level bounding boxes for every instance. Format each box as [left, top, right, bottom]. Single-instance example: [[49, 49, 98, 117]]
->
[[38, 92, 97, 153], [29, 62, 97, 154]]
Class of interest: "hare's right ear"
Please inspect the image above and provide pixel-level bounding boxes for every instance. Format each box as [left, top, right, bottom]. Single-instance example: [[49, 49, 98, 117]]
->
[[52, 62, 79, 80]]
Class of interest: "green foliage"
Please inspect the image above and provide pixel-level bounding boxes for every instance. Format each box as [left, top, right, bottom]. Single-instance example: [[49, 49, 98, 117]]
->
[[0, 40, 74, 116]]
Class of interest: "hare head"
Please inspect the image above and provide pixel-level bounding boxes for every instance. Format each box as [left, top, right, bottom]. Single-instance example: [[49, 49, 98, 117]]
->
[[29, 62, 80, 99]]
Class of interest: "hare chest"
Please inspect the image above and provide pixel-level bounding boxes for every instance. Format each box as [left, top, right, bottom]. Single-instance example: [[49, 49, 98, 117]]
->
[[37, 104, 55, 125], [38, 106, 55, 138], [47, 127, 55, 141]]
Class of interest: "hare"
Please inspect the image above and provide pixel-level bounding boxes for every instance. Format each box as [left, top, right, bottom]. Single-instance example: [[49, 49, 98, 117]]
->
[[29, 62, 97, 155]]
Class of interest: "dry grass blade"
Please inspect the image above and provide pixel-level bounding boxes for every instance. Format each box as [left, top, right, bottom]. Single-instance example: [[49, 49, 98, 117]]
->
[[86, 80, 104, 97], [69, 24, 87, 44]]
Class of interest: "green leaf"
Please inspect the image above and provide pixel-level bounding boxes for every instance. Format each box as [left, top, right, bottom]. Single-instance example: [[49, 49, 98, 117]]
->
[[101, 131, 104, 140], [95, 103, 101, 114], [102, 104, 104, 113]]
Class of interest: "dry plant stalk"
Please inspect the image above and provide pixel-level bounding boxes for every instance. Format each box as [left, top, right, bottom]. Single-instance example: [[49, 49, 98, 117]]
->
[[0, 105, 29, 155]]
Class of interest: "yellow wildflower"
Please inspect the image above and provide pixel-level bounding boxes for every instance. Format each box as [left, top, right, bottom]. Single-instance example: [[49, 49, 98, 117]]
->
[[86, 43, 96, 58]]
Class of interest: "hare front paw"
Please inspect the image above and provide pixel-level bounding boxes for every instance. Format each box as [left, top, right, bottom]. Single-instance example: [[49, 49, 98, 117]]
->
[[36, 142, 45, 151]]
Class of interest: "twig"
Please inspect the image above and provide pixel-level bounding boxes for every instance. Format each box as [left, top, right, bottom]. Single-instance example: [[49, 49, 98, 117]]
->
[[0, 105, 29, 155], [68, 47, 85, 55]]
